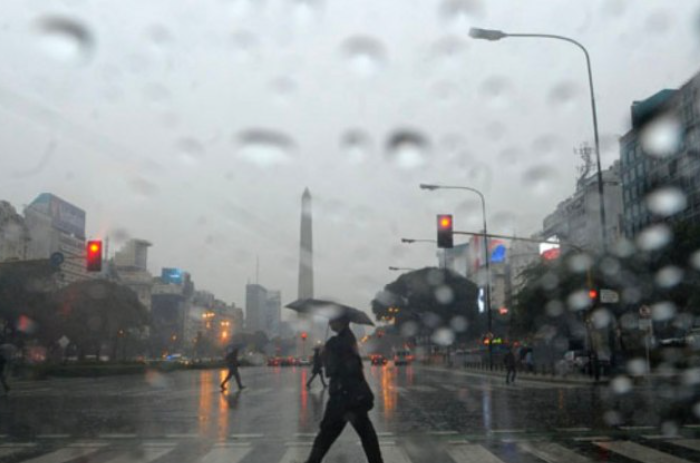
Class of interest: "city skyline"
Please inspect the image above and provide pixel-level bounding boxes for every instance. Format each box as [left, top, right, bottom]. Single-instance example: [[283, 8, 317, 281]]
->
[[0, 0, 698, 314]]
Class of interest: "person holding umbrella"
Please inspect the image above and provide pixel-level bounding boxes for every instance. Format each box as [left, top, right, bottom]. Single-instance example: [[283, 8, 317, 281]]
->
[[306, 346, 327, 389], [286, 298, 383, 463]]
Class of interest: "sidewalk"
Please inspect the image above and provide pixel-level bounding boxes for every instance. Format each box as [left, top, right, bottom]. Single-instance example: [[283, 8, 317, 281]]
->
[[423, 363, 609, 386]]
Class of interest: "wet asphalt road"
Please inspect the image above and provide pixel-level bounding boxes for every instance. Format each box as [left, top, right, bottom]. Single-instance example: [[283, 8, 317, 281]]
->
[[1, 363, 699, 462]]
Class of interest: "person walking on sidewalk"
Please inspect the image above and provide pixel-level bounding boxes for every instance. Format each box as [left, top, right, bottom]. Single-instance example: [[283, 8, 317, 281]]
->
[[0, 348, 9, 395], [504, 346, 517, 385], [304, 315, 383, 463], [220, 347, 245, 392], [306, 346, 327, 389]]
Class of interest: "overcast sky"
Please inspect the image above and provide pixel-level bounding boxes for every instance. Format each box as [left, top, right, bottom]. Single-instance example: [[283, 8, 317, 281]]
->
[[1, 0, 699, 318]]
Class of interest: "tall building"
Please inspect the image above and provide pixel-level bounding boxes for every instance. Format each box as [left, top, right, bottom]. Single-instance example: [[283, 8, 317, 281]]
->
[[110, 239, 153, 311], [0, 200, 30, 262], [245, 283, 281, 337], [151, 270, 193, 355], [542, 162, 623, 252], [298, 188, 314, 299], [24, 193, 89, 286], [620, 71, 700, 237]]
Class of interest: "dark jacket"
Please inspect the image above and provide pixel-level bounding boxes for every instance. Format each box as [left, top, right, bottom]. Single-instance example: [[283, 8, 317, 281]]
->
[[312, 350, 323, 372], [323, 327, 373, 410], [504, 351, 516, 369], [225, 350, 239, 369]]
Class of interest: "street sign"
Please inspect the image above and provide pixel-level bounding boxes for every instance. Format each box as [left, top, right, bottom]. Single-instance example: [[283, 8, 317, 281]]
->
[[50, 252, 64, 267], [58, 335, 70, 349], [599, 289, 619, 304], [639, 305, 652, 318]]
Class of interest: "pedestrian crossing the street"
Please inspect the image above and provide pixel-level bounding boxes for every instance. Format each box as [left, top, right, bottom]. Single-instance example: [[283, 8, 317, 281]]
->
[[1, 436, 699, 463]]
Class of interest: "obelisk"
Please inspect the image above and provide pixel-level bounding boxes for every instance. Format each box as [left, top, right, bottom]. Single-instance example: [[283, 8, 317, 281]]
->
[[298, 188, 315, 343], [298, 188, 314, 300]]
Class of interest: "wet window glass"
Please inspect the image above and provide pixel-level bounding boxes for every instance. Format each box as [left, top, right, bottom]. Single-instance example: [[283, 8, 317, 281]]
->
[[1, 1, 700, 463]]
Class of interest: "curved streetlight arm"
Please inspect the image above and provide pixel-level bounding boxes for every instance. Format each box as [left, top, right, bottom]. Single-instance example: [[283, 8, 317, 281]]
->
[[468, 30, 607, 251]]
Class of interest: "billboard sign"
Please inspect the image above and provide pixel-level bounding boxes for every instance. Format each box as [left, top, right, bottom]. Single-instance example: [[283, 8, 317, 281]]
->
[[162, 267, 184, 284], [539, 236, 561, 261]]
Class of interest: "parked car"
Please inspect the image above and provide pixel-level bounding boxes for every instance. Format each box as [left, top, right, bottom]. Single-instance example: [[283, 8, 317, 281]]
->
[[267, 356, 281, 367], [370, 354, 388, 366], [298, 357, 311, 366], [393, 350, 412, 366]]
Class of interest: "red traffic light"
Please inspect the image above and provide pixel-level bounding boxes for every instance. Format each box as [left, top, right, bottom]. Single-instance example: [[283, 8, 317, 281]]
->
[[301, 332, 308, 340], [86, 240, 102, 272], [437, 214, 454, 249], [588, 289, 598, 300]]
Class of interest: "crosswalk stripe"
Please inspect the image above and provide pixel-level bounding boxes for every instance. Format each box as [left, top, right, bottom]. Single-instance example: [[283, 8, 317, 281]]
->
[[411, 385, 438, 392], [199, 444, 251, 463], [446, 444, 505, 463], [595, 440, 693, 463], [671, 439, 700, 452], [103, 443, 175, 463], [0, 445, 36, 459], [440, 384, 460, 391], [519, 441, 594, 463], [382, 445, 412, 463], [18, 444, 106, 463], [230, 433, 264, 439], [279, 446, 308, 463]]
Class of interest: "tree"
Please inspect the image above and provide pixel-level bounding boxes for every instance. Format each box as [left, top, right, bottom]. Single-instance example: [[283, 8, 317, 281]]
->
[[53, 279, 150, 360], [372, 267, 480, 344]]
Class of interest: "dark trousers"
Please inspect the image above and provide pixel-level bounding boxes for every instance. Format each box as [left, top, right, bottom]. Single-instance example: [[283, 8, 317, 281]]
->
[[506, 367, 516, 384], [220, 367, 243, 390], [307, 370, 327, 388], [0, 369, 8, 393], [306, 397, 383, 463]]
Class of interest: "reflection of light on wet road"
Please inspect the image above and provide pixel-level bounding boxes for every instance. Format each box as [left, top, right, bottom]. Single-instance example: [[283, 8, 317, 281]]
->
[[405, 364, 414, 386], [198, 370, 213, 435], [299, 368, 308, 426], [218, 370, 229, 440], [380, 365, 396, 419], [481, 384, 492, 431]]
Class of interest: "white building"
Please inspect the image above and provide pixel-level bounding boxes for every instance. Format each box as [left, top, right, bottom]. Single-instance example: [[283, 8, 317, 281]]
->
[[111, 239, 153, 311], [542, 162, 623, 252], [24, 193, 89, 286], [245, 283, 282, 337], [0, 200, 30, 262]]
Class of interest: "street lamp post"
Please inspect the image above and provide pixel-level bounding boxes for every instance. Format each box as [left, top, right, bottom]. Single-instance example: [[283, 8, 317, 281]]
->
[[388, 266, 417, 272], [469, 27, 607, 252], [419, 183, 494, 370]]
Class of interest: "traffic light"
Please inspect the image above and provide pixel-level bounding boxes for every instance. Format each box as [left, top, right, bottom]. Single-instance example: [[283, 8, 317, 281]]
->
[[437, 214, 453, 248], [588, 289, 598, 302], [86, 240, 102, 272], [301, 332, 308, 341]]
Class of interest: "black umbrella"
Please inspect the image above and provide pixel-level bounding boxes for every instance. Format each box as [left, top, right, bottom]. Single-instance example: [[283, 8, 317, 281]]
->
[[285, 298, 375, 326]]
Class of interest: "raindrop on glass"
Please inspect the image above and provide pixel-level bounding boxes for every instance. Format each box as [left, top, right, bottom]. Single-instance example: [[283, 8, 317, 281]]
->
[[479, 75, 512, 108], [428, 36, 466, 71], [568, 253, 593, 273], [36, 16, 94, 65], [341, 130, 372, 164], [235, 130, 295, 167], [547, 81, 580, 110], [341, 36, 386, 77], [400, 321, 419, 337], [435, 286, 454, 305], [611, 376, 632, 394], [691, 249, 700, 270], [646, 187, 686, 216], [176, 137, 205, 165], [651, 301, 676, 322], [431, 328, 455, 346], [522, 165, 557, 196], [627, 358, 648, 376], [129, 177, 159, 197], [640, 115, 682, 157], [546, 300, 564, 317], [450, 316, 468, 333], [439, 0, 485, 26], [230, 32, 259, 63], [568, 289, 592, 312], [591, 308, 613, 329], [645, 10, 671, 35], [385, 130, 429, 169], [655, 266, 683, 288], [636, 224, 672, 251]]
